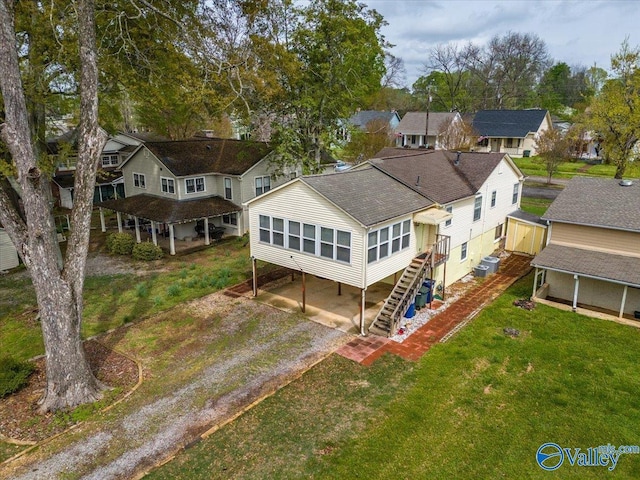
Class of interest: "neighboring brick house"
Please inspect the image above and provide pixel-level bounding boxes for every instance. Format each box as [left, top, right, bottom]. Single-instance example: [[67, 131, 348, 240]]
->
[[531, 177, 640, 321], [472, 109, 552, 157]]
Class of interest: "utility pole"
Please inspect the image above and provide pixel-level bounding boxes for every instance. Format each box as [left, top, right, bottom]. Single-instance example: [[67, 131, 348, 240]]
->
[[425, 83, 433, 148]]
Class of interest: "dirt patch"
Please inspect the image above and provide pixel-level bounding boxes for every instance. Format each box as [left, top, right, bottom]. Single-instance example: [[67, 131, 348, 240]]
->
[[0, 341, 139, 443]]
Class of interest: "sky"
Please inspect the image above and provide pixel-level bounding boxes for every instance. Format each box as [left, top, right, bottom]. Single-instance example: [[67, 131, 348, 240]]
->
[[365, 0, 640, 88]]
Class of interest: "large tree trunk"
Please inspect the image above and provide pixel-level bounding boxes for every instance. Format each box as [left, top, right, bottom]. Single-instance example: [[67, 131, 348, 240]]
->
[[0, 0, 106, 412]]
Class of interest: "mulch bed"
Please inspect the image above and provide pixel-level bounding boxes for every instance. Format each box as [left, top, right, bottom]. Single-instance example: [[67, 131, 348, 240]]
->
[[0, 340, 139, 444]]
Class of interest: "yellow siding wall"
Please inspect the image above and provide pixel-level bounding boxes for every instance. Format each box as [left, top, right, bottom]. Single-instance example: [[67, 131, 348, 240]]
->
[[506, 218, 547, 255], [551, 223, 640, 257]]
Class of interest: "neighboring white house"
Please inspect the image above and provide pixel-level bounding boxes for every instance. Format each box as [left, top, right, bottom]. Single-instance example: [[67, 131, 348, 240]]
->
[[0, 227, 19, 271], [394, 112, 462, 149], [472, 109, 552, 157], [246, 148, 524, 336], [97, 137, 300, 254]]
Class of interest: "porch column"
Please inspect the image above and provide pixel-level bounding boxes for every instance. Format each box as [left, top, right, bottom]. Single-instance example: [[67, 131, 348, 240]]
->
[[572, 274, 580, 312], [532, 267, 539, 298], [151, 221, 158, 246], [116, 211, 123, 233], [301, 271, 306, 313], [360, 289, 366, 336], [65, 214, 70, 231], [169, 224, 175, 255], [338, 282, 342, 296], [204, 217, 210, 246], [99, 208, 106, 232], [620, 285, 629, 318], [252, 256, 258, 297], [134, 216, 141, 243]]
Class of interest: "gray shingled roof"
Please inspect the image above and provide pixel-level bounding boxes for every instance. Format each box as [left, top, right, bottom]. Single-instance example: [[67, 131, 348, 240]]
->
[[143, 138, 272, 177], [507, 209, 547, 226], [395, 112, 459, 136], [542, 177, 640, 232], [472, 109, 548, 138], [96, 194, 241, 224], [349, 110, 399, 130], [531, 244, 640, 287], [369, 149, 506, 204], [301, 167, 433, 227]]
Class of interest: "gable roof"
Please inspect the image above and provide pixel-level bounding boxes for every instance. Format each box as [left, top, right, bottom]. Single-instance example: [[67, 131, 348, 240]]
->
[[542, 176, 640, 232], [134, 138, 273, 177], [349, 110, 399, 130], [301, 167, 433, 227], [395, 112, 459, 136], [472, 109, 548, 138], [369, 149, 507, 204]]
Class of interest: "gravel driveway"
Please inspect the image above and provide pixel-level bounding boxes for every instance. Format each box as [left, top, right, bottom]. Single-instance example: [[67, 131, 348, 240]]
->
[[3, 292, 349, 479]]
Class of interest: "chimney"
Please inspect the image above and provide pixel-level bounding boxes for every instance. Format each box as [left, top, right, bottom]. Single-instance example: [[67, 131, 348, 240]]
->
[[454, 151, 461, 166]]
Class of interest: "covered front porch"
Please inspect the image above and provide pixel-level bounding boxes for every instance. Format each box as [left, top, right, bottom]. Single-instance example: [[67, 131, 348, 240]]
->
[[96, 193, 241, 255]]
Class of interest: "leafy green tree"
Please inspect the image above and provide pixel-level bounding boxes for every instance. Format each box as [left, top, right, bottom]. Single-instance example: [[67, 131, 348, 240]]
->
[[585, 41, 640, 178], [534, 127, 571, 184]]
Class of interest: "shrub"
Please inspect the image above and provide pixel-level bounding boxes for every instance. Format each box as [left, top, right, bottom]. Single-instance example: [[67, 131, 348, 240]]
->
[[0, 357, 35, 398], [167, 283, 181, 297], [132, 241, 163, 261], [106, 232, 135, 255], [135, 282, 149, 298]]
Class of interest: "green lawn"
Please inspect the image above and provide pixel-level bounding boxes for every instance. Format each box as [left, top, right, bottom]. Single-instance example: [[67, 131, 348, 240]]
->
[[513, 157, 620, 179], [0, 235, 258, 361], [148, 274, 640, 479], [520, 196, 553, 216]]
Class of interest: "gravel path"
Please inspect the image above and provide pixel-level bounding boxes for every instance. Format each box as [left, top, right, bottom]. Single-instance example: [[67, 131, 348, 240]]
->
[[5, 294, 349, 480]]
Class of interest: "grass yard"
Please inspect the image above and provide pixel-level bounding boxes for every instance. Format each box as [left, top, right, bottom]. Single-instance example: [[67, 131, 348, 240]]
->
[[0, 235, 257, 361], [149, 274, 640, 479], [520, 196, 553, 216], [514, 157, 619, 179]]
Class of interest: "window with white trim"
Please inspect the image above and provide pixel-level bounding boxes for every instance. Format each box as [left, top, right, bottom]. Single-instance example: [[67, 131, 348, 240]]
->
[[185, 177, 205, 194], [258, 215, 350, 263], [368, 219, 410, 264], [255, 176, 271, 196], [133, 173, 146, 189], [102, 154, 119, 167], [473, 195, 482, 222], [224, 177, 232, 200], [490, 190, 497, 208], [461, 241, 468, 261], [222, 213, 237, 226], [512, 183, 519, 204], [445, 205, 453, 227], [161, 177, 175, 194]]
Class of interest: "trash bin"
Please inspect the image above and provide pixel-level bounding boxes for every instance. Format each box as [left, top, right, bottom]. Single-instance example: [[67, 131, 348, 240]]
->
[[415, 291, 426, 310], [405, 302, 416, 318], [481, 256, 500, 273], [422, 280, 434, 303], [474, 265, 490, 277], [523, 150, 531, 157]]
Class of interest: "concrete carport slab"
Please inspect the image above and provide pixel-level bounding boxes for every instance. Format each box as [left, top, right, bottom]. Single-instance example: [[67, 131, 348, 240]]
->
[[254, 274, 393, 335]]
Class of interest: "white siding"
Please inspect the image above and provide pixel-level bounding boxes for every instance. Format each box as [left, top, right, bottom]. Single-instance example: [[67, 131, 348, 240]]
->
[[249, 181, 366, 288], [365, 216, 417, 287], [0, 229, 19, 271]]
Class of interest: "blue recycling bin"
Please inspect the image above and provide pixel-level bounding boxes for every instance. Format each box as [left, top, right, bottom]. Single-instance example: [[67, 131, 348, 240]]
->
[[422, 280, 434, 303], [405, 302, 416, 318]]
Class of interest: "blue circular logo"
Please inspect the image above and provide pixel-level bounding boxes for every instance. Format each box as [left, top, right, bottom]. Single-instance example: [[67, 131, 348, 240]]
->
[[537, 443, 564, 471]]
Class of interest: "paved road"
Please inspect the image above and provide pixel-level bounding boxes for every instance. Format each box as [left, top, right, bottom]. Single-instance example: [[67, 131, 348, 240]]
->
[[523, 176, 566, 200]]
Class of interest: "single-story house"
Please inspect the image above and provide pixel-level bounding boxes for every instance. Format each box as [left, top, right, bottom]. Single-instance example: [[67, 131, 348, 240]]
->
[[472, 109, 552, 157], [394, 111, 462, 149], [531, 177, 640, 322]]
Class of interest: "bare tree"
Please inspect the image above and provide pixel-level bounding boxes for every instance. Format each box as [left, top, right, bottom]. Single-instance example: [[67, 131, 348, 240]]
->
[[535, 127, 570, 184], [436, 116, 477, 151], [382, 52, 406, 89], [0, 0, 107, 412], [424, 43, 469, 111]]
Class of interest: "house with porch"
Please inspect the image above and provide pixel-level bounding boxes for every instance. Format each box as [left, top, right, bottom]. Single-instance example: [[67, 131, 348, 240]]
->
[[246, 148, 524, 337], [472, 109, 552, 157], [531, 177, 640, 322], [97, 137, 299, 255], [394, 112, 462, 149]]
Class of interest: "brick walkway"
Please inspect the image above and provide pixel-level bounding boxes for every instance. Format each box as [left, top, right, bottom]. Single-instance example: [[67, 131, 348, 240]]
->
[[336, 253, 533, 366]]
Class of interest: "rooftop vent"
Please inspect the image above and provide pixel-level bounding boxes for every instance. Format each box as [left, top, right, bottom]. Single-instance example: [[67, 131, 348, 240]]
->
[[454, 151, 461, 166], [619, 179, 633, 187], [206, 144, 212, 150]]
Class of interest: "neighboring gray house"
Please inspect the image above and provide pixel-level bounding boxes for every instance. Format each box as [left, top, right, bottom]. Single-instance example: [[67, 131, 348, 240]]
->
[[531, 177, 640, 322], [0, 227, 20, 271], [394, 111, 462, 149], [97, 137, 299, 254], [349, 110, 400, 132], [472, 109, 552, 157]]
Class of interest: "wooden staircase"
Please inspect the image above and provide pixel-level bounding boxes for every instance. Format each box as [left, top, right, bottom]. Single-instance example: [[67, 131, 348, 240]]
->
[[369, 235, 450, 337]]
